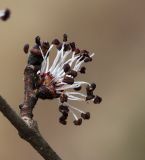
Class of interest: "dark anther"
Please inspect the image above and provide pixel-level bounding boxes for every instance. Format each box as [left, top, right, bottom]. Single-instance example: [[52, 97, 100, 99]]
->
[[91, 83, 96, 90], [67, 70, 77, 78], [86, 84, 96, 93], [59, 105, 69, 113], [70, 42, 76, 51], [52, 39, 60, 45], [93, 96, 102, 104], [81, 112, 90, 120], [56, 43, 62, 50], [62, 112, 68, 118], [60, 94, 68, 103], [59, 119, 67, 125], [84, 57, 92, 63], [64, 44, 71, 51], [1, 9, 10, 21], [59, 115, 67, 121], [73, 118, 82, 125], [23, 44, 29, 54], [86, 84, 92, 92], [63, 75, 74, 84], [63, 63, 71, 73], [74, 85, 82, 91], [42, 41, 50, 49], [80, 66, 86, 74], [86, 94, 95, 101], [30, 47, 41, 56], [75, 48, 80, 54], [81, 50, 89, 54], [35, 36, 41, 46], [63, 33, 68, 42]]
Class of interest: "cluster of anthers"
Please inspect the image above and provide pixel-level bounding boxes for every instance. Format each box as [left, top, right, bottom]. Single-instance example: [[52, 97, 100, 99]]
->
[[0, 9, 10, 21], [24, 34, 102, 126]]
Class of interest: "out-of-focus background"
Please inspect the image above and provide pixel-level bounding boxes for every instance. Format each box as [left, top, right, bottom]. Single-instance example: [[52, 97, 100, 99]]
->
[[0, 0, 145, 160]]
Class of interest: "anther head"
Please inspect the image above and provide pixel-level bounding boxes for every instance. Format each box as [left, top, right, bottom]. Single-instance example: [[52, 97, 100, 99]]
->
[[23, 44, 29, 54], [1, 9, 10, 21]]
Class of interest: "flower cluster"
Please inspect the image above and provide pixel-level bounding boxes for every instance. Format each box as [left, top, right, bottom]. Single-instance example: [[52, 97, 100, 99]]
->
[[24, 34, 102, 126], [0, 9, 10, 21]]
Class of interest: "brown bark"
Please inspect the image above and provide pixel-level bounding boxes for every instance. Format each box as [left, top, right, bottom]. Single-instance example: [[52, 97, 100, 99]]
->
[[0, 95, 62, 160]]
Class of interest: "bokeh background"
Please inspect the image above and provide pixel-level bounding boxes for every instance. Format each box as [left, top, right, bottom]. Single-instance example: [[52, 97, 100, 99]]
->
[[0, 0, 145, 160]]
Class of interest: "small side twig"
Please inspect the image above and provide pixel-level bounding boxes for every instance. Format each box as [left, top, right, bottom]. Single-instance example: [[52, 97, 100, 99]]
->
[[0, 95, 62, 160]]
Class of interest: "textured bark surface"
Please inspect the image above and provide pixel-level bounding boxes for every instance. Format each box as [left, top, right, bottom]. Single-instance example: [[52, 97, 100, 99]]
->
[[0, 95, 62, 160], [20, 65, 38, 118]]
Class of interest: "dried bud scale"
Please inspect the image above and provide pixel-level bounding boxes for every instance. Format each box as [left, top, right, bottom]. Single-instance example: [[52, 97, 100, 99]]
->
[[21, 34, 102, 126]]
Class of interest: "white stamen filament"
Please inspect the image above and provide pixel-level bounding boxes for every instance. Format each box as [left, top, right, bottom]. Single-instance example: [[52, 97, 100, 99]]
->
[[65, 102, 85, 114], [49, 49, 62, 72], [69, 108, 78, 120], [39, 46, 45, 59], [66, 91, 86, 97]]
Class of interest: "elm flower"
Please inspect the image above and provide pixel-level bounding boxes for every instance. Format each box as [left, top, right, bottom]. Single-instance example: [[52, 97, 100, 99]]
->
[[24, 34, 102, 126], [0, 9, 10, 21]]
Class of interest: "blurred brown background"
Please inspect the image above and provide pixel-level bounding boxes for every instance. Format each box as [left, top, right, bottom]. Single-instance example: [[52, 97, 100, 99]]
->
[[0, 0, 145, 160]]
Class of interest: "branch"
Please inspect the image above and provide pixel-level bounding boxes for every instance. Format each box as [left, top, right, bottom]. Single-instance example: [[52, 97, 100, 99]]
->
[[0, 95, 62, 160]]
